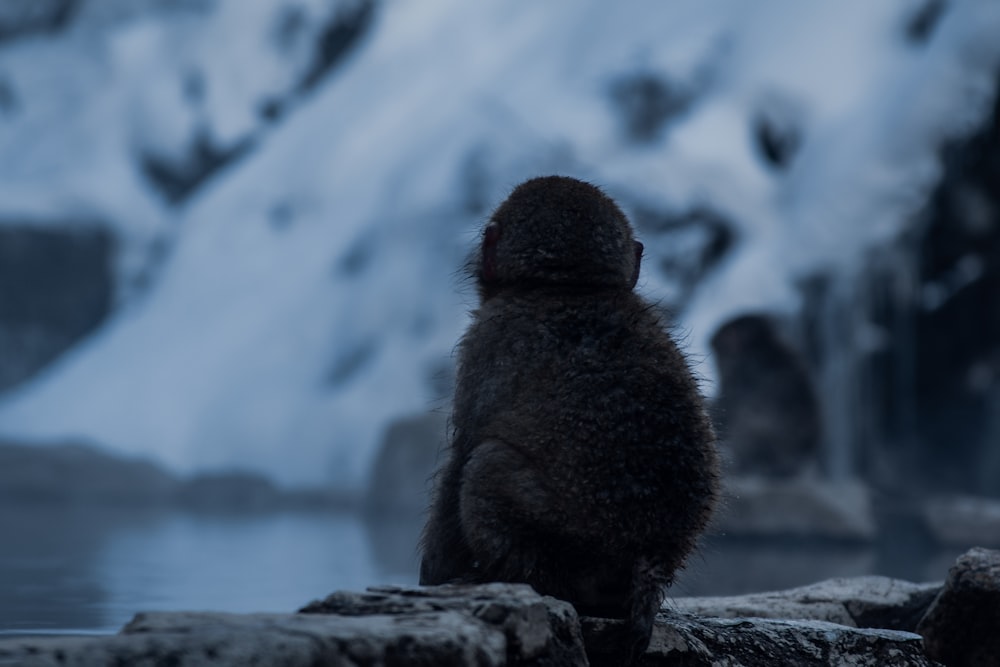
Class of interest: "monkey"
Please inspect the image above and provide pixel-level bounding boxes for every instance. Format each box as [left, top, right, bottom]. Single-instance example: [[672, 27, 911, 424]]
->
[[709, 313, 822, 478], [419, 176, 720, 664]]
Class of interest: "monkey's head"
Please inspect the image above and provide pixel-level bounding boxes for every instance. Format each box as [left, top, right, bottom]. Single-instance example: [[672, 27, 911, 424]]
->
[[478, 176, 643, 299]]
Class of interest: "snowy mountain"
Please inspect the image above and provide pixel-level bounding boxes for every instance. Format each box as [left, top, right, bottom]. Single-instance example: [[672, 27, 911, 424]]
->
[[1, 0, 998, 490]]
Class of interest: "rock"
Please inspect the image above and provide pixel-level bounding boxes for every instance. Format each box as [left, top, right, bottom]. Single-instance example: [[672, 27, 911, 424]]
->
[[364, 411, 446, 518], [0, 440, 351, 511], [715, 476, 876, 541], [675, 535, 877, 596], [917, 547, 1000, 667], [0, 581, 950, 666], [300, 583, 588, 666], [0, 224, 115, 392], [0, 441, 174, 507], [0, 0, 76, 43], [0, 611, 507, 667], [923, 496, 1000, 548], [176, 471, 283, 512], [671, 576, 940, 632], [583, 613, 934, 667]]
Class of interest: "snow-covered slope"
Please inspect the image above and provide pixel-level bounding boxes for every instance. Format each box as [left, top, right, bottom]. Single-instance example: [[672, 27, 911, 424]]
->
[[1, 0, 998, 489]]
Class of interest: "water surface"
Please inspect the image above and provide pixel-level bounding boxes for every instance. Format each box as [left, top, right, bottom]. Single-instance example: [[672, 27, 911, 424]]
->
[[0, 507, 965, 635]]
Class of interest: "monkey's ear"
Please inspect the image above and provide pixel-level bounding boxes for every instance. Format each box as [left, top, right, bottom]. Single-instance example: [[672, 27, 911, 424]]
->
[[630, 240, 643, 288], [482, 222, 501, 283]]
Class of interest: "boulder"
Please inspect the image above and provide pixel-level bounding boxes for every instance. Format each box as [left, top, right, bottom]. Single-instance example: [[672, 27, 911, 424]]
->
[[300, 583, 587, 666], [0, 441, 174, 507], [364, 411, 447, 518], [923, 496, 1000, 548], [584, 614, 932, 667], [0, 224, 115, 392], [0, 582, 947, 666], [0, 0, 75, 42], [0, 611, 508, 667], [671, 576, 940, 632], [917, 547, 1000, 667], [715, 476, 876, 541]]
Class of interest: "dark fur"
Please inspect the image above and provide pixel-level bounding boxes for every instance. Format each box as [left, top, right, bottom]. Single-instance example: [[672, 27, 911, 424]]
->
[[420, 176, 719, 663]]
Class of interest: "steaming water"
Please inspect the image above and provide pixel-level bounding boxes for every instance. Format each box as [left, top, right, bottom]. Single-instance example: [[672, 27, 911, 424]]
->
[[1, 507, 967, 636]]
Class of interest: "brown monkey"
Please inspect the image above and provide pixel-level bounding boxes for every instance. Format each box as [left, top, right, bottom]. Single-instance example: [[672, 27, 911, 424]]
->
[[420, 176, 719, 663]]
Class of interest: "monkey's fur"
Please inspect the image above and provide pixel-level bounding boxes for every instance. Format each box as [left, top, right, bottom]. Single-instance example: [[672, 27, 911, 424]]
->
[[420, 176, 719, 663]]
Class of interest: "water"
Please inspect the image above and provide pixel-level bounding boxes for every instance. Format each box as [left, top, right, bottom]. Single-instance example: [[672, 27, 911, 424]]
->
[[0, 507, 966, 635], [0, 507, 421, 635]]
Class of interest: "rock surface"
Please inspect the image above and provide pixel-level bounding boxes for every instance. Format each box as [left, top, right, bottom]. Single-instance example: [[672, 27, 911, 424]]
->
[[715, 476, 876, 541], [0, 581, 951, 666], [584, 614, 932, 667], [0, 441, 352, 511], [364, 411, 446, 518], [924, 496, 1000, 548], [917, 547, 1000, 667], [0, 224, 115, 392], [671, 576, 940, 632]]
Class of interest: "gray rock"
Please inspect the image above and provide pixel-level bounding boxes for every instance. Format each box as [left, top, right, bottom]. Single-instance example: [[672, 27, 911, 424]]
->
[[584, 613, 934, 667], [671, 576, 941, 632], [924, 496, 1000, 548], [0, 611, 506, 667], [715, 476, 876, 541], [301, 583, 588, 666], [0, 582, 948, 666], [917, 547, 1000, 667], [364, 411, 447, 518], [0, 0, 76, 43], [0, 441, 174, 506], [0, 224, 115, 393]]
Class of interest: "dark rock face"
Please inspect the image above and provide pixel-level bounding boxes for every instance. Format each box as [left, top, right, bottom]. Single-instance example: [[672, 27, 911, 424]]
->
[[139, 0, 376, 206], [917, 547, 1000, 667], [629, 204, 734, 311], [850, 72, 1000, 497], [0, 0, 77, 43], [911, 76, 1000, 496], [608, 72, 693, 143], [296, 0, 375, 94], [0, 224, 115, 393]]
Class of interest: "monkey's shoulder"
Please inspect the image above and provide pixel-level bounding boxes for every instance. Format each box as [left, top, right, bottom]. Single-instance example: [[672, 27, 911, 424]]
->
[[467, 293, 682, 369]]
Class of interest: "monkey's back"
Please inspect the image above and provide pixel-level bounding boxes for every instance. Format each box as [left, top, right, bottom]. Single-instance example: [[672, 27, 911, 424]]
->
[[453, 287, 718, 575]]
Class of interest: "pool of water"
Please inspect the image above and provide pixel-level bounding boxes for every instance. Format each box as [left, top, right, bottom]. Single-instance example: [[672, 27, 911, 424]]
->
[[0, 507, 421, 635], [0, 506, 965, 635]]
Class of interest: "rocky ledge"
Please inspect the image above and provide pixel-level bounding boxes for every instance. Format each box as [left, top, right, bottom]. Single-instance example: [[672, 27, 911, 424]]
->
[[2, 548, 996, 666]]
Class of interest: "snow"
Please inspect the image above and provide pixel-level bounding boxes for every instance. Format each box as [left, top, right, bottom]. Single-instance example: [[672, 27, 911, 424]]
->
[[1, 0, 998, 489]]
